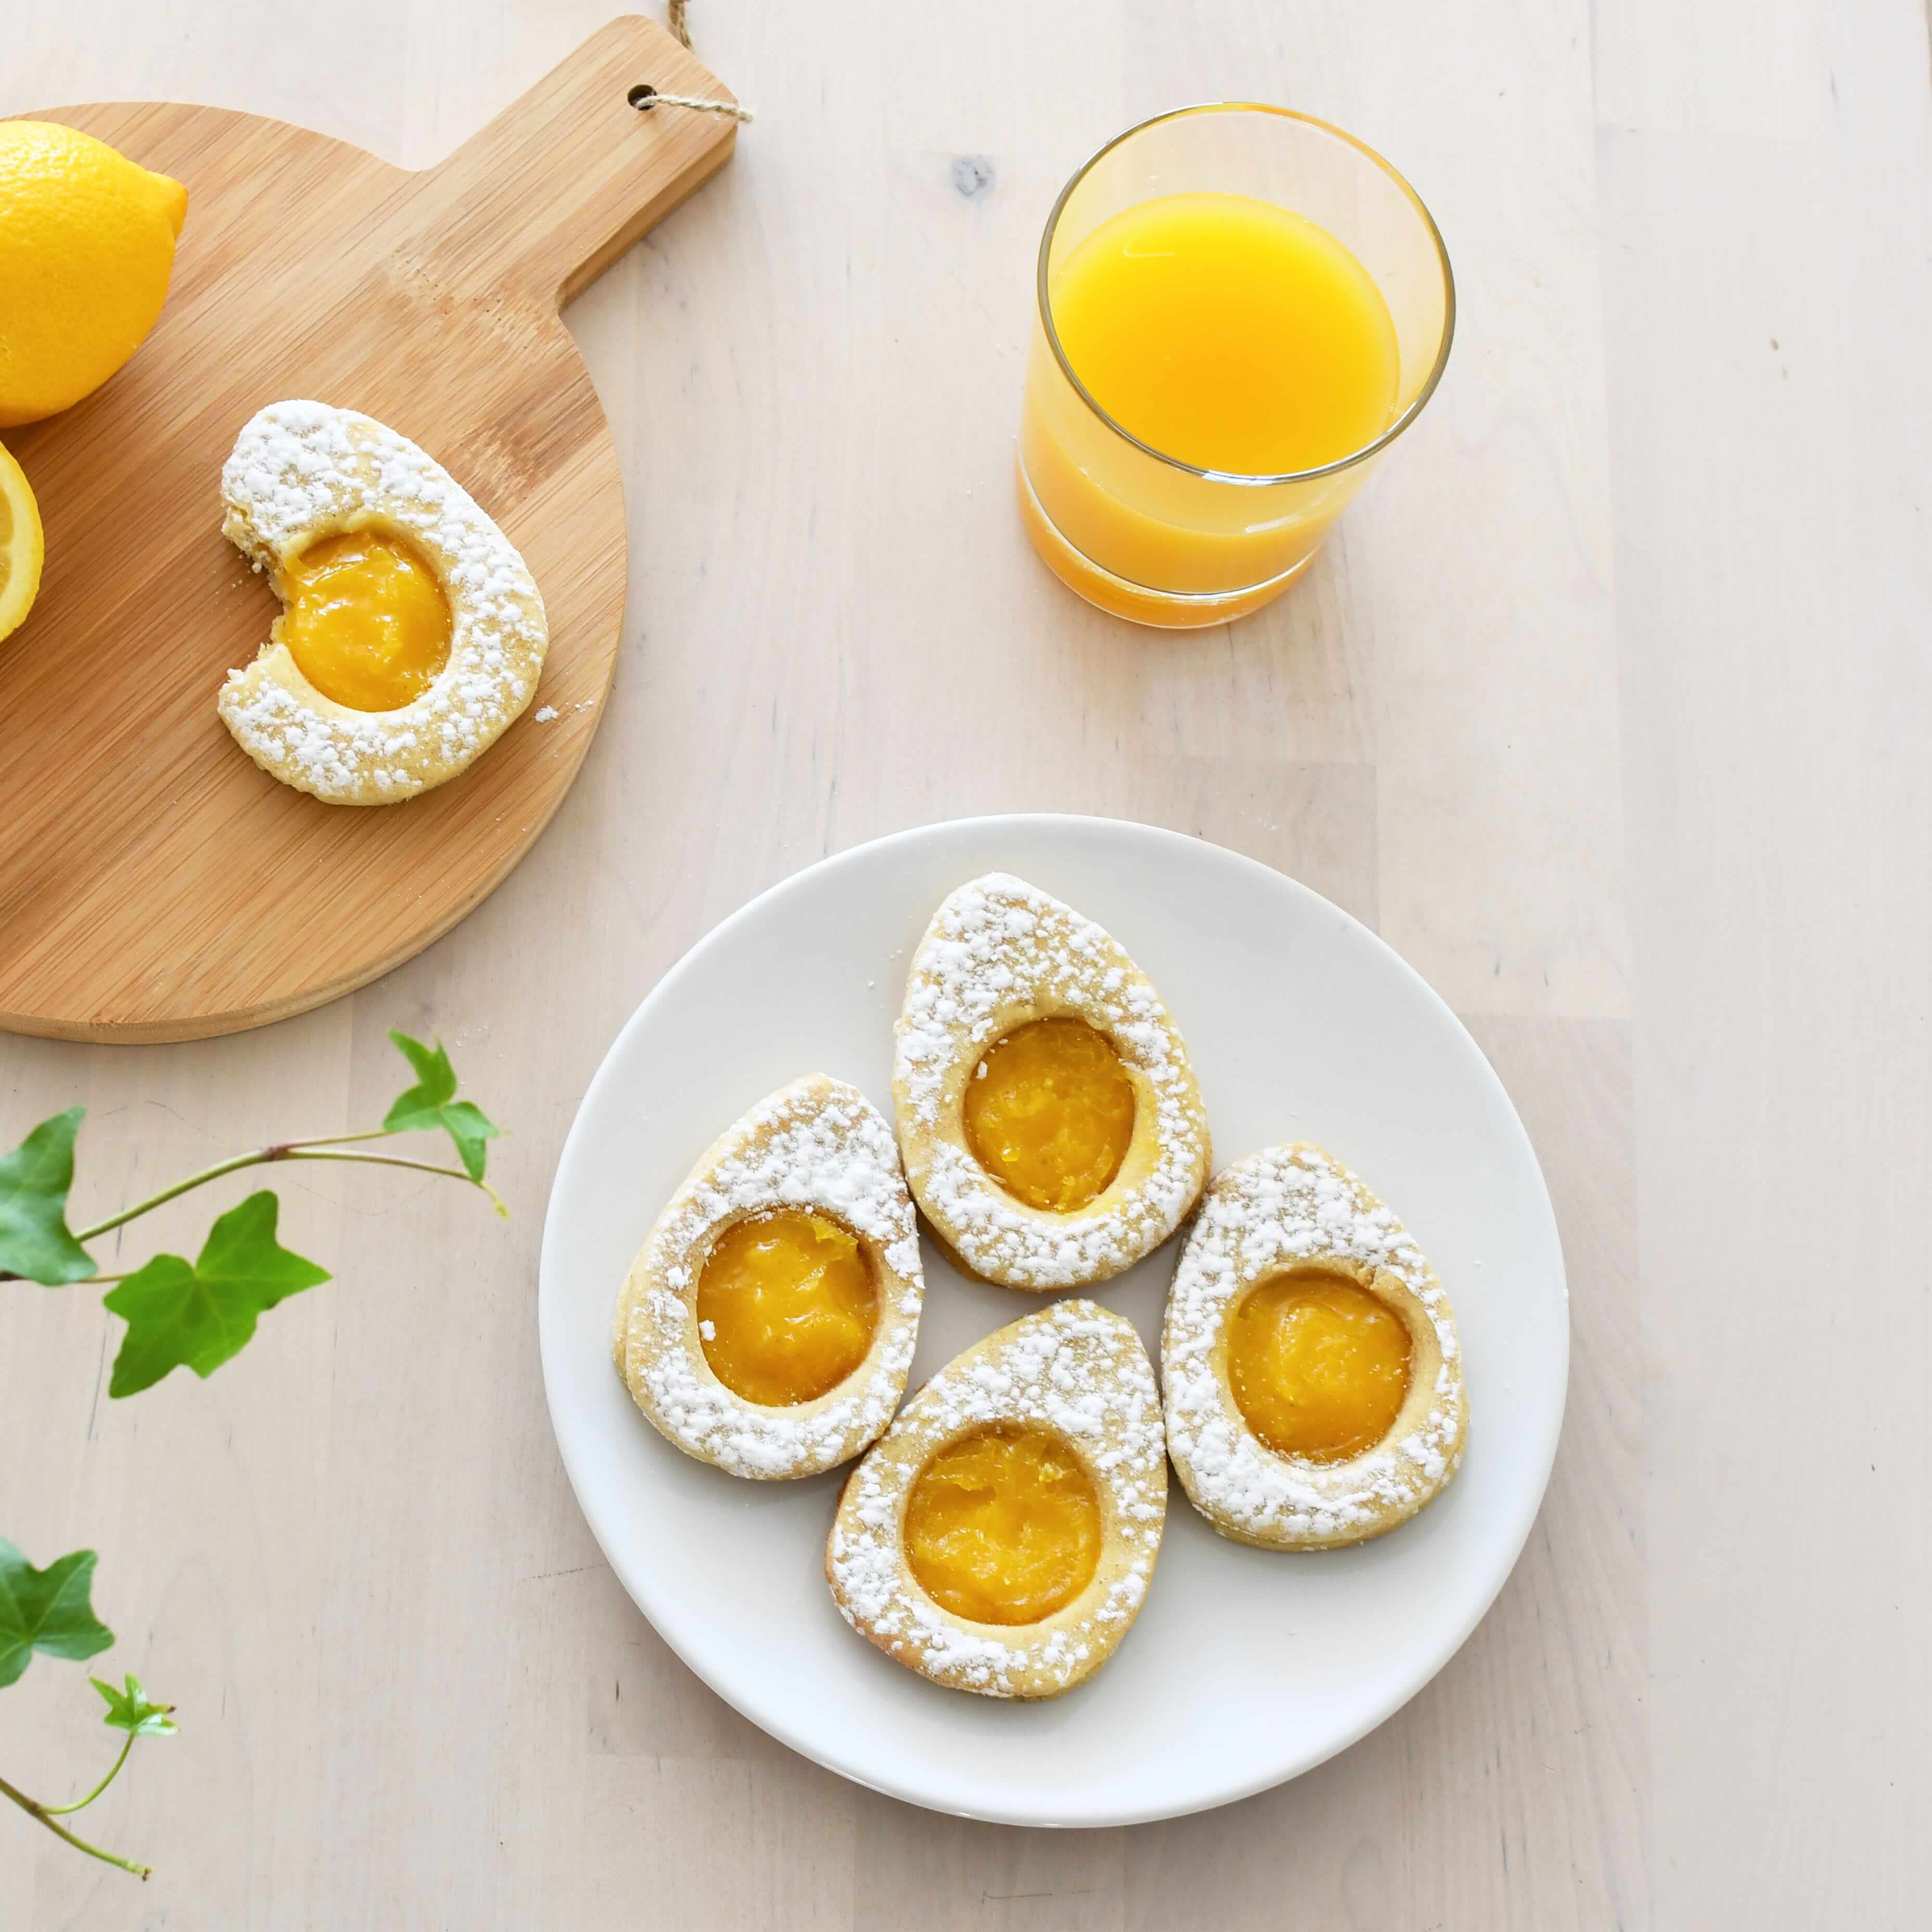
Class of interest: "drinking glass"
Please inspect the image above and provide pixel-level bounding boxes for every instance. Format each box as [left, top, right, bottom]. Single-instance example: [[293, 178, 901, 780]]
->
[[1018, 105, 1455, 628]]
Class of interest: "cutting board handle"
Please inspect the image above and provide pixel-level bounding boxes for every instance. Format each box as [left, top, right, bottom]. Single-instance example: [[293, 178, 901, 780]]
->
[[420, 14, 739, 309]]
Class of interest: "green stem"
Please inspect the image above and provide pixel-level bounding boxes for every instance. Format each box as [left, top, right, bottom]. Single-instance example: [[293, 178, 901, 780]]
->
[[73, 1148, 271, 1240], [0, 1768, 150, 1879], [282, 1149, 508, 1216], [41, 1734, 133, 1815], [72, 1145, 504, 1243]]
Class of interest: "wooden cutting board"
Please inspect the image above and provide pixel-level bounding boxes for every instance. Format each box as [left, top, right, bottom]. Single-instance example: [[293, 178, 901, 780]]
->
[[0, 16, 737, 1043]]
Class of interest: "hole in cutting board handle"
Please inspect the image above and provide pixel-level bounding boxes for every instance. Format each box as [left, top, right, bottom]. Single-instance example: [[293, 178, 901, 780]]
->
[[622, 76, 751, 128]]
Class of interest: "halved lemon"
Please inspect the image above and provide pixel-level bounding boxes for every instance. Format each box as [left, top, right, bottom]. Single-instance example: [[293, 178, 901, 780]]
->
[[0, 441, 46, 644]]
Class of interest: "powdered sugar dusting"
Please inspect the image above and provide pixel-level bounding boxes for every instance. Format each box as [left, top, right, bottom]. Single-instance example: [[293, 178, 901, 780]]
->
[[1162, 1143, 1467, 1547], [617, 1075, 923, 1481], [217, 401, 547, 806], [892, 873, 1209, 1288], [828, 1300, 1166, 1698]]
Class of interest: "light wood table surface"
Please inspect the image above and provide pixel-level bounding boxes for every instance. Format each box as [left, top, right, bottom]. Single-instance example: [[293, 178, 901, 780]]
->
[[4, 4, 1925, 1926]]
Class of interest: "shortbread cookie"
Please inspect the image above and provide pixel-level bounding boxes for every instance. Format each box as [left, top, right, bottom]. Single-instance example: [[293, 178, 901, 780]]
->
[[217, 400, 546, 804], [1162, 1143, 1467, 1550], [614, 1075, 923, 1480], [827, 1300, 1166, 1698], [892, 873, 1210, 1289]]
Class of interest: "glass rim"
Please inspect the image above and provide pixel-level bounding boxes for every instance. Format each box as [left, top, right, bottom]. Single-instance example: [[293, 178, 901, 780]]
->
[[1035, 101, 1458, 489]]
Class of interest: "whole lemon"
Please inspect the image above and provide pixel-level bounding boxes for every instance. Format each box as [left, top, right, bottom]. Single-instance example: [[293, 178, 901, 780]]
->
[[0, 121, 188, 427]]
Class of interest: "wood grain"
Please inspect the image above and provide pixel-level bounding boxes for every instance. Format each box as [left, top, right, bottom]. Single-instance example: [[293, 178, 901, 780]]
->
[[3, 1, 1927, 1927], [0, 14, 736, 1043], [1597, 2, 1932, 1921]]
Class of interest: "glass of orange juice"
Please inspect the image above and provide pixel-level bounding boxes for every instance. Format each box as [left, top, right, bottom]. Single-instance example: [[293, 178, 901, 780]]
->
[[1018, 104, 1454, 628]]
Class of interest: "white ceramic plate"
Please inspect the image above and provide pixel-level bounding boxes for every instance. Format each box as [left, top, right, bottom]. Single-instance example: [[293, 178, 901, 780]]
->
[[539, 815, 1567, 1826]]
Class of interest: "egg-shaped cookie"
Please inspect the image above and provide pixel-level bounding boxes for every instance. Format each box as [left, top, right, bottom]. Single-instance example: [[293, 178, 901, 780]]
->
[[614, 1075, 923, 1480], [826, 1300, 1166, 1698], [892, 873, 1210, 1290], [217, 400, 547, 804], [1162, 1142, 1467, 1550]]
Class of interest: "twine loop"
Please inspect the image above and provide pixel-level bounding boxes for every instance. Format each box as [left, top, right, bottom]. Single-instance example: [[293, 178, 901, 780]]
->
[[628, 81, 753, 124], [633, 2, 753, 122]]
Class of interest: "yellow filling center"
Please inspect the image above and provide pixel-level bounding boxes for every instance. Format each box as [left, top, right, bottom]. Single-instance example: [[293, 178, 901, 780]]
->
[[695, 1210, 878, 1407], [281, 529, 453, 711], [961, 1018, 1136, 1213], [1227, 1272, 1413, 1464], [904, 1425, 1102, 1625]]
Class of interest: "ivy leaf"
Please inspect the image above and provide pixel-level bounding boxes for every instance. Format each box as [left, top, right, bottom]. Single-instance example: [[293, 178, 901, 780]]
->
[[103, 1192, 330, 1399], [383, 1031, 499, 1181], [0, 1107, 95, 1285], [0, 1539, 114, 1688], [92, 1672, 177, 1737]]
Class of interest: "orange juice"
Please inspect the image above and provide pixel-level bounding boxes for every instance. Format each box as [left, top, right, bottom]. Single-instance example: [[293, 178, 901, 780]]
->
[[1051, 193, 1399, 478], [1020, 186, 1415, 624]]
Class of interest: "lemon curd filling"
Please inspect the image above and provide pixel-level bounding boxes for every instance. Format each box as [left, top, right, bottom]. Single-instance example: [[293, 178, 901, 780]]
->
[[961, 1018, 1136, 1213], [1228, 1272, 1414, 1465], [280, 529, 453, 711], [904, 1425, 1102, 1624], [695, 1210, 879, 1407]]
